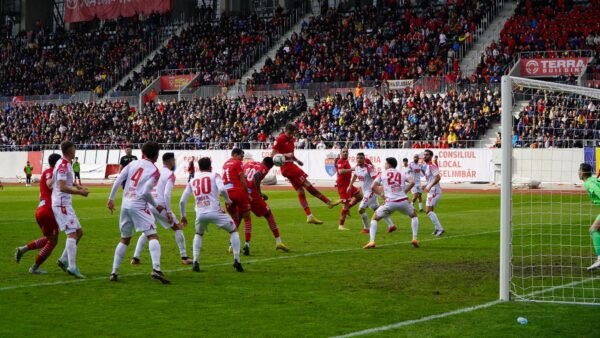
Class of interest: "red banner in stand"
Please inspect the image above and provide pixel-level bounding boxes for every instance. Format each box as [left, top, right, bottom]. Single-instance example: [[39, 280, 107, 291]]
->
[[520, 57, 591, 77], [160, 74, 196, 91], [64, 0, 172, 23]]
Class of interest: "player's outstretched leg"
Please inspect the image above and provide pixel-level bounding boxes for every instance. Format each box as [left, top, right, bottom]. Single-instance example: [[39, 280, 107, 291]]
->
[[587, 222, 600, 271], [15, 238, 47, 263], [111, 238, 130, 281], [304, 182, 342, 209], [131, 233, 147, 265], [148, 234, 170, 284], [297, 187, 321, 224], [264, 211, 289, 252]]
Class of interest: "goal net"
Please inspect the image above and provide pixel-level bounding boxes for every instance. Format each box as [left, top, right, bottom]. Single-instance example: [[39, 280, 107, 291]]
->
[[500, 76, 600, 305]]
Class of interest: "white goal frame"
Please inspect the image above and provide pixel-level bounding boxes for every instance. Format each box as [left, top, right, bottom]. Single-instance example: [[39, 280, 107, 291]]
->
[[500, 75, 600, 302]]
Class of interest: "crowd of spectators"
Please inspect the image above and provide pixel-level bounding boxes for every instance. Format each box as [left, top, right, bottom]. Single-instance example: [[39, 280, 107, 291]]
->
[[0, 13, 174, 97], [512, 90, 599, 148], [0, 93, 306, 150], [118, 9, 293, 93], [474, 0, 600, 82], [292, 86, 501, 149], [248, 0, 495, 86]]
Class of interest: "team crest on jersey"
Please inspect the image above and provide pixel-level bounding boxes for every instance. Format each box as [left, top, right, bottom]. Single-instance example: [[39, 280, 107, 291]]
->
[[324, 153, 338, 177]]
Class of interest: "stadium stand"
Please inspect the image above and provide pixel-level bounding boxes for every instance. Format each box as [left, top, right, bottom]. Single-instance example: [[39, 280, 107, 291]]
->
[[0, 13, 179, 97], [0, 93, 306, 150], [247, 0, 496, 86], [473, 0, 600, 82]]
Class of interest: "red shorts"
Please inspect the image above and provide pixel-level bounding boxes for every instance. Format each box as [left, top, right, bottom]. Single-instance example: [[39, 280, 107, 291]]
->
[[281, 163, 308, 189], [35, 206, 59, 237], [250, 192, 270, 217], [227, 188, 251, 213], [338, 184, 361, 201]]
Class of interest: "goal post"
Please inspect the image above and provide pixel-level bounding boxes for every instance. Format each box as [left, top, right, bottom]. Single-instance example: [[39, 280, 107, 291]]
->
[[500, 75, 600, 304]]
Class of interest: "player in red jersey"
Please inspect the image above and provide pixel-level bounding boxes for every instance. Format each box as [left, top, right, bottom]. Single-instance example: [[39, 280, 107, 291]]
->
[[272, 124, 341, 224], [336, 148, 362, 231], [222, 148, 253, 255], [243, 157, 290, 252], [15, 153, 62, 274]]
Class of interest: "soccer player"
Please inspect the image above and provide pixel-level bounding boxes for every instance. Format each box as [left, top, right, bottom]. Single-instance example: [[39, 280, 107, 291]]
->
[[409, 154, 424, 212], [53, 141, 90, 279], [401, 158, 410, 175], [107, 141, 170, 284], [243, 157, 289, 252], [131, 152, 192, 265], [363, 157, 419, 249], [73, 157, 81, 185], [423, 149, 445, 236], [180, 157, 244, 273], [15, 153, 62, 274], [578, 163, 600, 271], [23, 161, 33, 186], [349, 153, 397, 234], [223, 148, 253, 255], [272, 124, 341, 224], [336, 148, 362, 231]]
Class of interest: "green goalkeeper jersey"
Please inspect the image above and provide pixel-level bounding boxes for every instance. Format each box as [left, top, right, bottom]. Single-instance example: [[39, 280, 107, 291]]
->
[[584, 177, 600, 206]]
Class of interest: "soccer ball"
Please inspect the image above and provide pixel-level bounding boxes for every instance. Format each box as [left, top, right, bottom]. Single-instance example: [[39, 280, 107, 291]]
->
[[273, 154, 286, 167]]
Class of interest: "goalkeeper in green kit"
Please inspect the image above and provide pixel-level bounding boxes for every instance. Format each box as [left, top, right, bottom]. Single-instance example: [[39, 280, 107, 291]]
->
[[579, 163, 600, 271]]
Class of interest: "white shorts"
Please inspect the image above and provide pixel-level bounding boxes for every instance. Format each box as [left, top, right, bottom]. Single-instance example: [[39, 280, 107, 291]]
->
[[426, 190, 442, 208], [359, 194, 380, 211], [150, 206, 179, 229], [375, 199, 414, 218], [119, 208, 158, 238], [411, 184, 423, 194], [52, 205, 81, 235], [195, 211, 236, 235]]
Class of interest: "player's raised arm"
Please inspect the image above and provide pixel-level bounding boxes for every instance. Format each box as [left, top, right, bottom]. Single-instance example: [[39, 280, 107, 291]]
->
[[405, 175, 415, 194], [347, 172, 358, 193]]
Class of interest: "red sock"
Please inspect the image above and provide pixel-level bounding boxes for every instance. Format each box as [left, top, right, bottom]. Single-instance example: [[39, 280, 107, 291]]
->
[[35, 241, 55, 266], [265, 213, 280, 238], [339, 208, 349, 226], [27, 238, 48, 250], [244, 217, 252, 242], [306, 185, 331, 204], [297, 189, 312, 216]]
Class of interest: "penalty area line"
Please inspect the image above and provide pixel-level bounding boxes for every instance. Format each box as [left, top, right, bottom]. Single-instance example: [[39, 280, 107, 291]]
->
[[0, 230, 498, 292]]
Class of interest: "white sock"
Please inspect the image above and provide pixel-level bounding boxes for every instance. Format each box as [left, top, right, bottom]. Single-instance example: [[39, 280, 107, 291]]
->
[[419, 202, 423, 210], [230, 232, 241, 261], [411, 217, 419, 240], [133, 233, 147, 259], [66, 237, 77, 269], [174, 230, 187, 257], [59, 247, 68, 263], [148, 238, 161, 271], [360, 212, 369, 228], [428, 211, 443, 231], [307, 214, 313, 218], [193, 234, 202, 263], [369, 220, 378, 242], [112, 242, 128, 275], [275, 237, 282, 244], [383, 216, 394, 228]]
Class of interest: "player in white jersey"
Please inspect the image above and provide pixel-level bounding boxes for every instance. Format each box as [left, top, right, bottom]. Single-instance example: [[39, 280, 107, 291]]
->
[[131, 152, 192, 265], [363, 157, 420, 249], [180, 157, 244, 273], [423, 149, 445, 236], [107, 142, 170, 284], [52, 141, 90, 279], [349, 153, 396, 234], [409, 154, 424, 212]]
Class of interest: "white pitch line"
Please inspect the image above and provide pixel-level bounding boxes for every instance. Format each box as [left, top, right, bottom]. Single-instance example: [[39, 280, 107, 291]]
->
[[1, 230, 499, 292], [331, 275, 599, 337], [330, 300, 502, 338]]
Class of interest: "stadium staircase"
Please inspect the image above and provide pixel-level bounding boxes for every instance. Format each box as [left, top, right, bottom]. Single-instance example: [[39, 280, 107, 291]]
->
[[459, 0, 518, 76], [106, 23, 191, 96], [228, 13, 313, 95], [481, 100, 529, 147]]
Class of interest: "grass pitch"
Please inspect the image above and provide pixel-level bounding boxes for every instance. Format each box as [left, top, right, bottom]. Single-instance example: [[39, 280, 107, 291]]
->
[[1, 186, 598, 337]]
